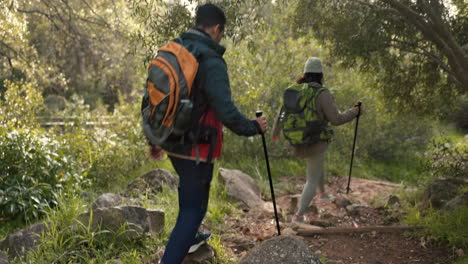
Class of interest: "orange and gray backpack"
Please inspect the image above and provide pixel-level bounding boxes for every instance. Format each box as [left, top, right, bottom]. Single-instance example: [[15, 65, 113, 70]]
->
[[141, 38, 216, 148], [141, 38, 198, 146]]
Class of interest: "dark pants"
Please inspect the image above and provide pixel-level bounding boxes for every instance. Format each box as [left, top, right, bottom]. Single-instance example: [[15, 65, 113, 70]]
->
[[160, 156, 214, 264]]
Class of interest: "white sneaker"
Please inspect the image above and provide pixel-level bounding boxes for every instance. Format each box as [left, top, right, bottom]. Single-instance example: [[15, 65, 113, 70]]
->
[[188, 231, 211, 254]]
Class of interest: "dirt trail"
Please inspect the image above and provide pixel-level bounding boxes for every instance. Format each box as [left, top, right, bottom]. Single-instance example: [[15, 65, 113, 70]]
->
[[219, 176, 455, 263]]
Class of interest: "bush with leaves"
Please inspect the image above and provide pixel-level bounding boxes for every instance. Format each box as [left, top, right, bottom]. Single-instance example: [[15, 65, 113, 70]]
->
[[427, 137, 468, 180], [0, 127, 84, 222], [0, 80, 43, 128], [50, 94, 149, 192]]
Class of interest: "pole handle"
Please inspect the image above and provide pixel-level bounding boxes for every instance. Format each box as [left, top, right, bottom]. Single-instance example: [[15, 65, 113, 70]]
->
[[256, 111, 263, 118], [355, 102, 362, 117]]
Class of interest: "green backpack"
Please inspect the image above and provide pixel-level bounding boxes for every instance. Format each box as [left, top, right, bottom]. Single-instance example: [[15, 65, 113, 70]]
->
[[281, 83, 333, 146]]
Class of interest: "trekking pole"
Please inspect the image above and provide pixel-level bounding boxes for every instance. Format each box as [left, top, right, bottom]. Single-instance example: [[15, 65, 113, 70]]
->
[[346, 102, 362, 194], [256, 111, 281, 236]]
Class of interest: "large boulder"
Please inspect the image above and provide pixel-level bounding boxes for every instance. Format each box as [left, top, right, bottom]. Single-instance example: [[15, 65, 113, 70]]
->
[[0, 251, 9, 264], [218, 168, 264, 210], [444, 191, 468, 211], [77, 206, 164, 239], [124, 169, 178, 197], [421, 179, 468, 209], [239, 235, 322, 264], [0, 222, 47, 259]]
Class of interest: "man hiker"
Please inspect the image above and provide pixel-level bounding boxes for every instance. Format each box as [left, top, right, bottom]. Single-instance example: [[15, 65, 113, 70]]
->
[[153, 4, 267, 264], [272, 57, 362, 223]]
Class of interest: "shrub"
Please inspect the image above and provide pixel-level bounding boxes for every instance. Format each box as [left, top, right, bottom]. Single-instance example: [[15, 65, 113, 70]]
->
[[0, 80, 43, 129], [52, 95, 150, 191], [428, 137, 468, 179], [0, 127, 84, 222]]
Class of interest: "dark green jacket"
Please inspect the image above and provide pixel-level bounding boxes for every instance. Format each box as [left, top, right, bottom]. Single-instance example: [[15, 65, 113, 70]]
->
[[161, 29, 260, 160]]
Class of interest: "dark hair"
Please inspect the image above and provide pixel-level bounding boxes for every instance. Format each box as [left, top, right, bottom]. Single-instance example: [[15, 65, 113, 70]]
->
[[195, 4, 226, 31], [296, 72, 323, 85]]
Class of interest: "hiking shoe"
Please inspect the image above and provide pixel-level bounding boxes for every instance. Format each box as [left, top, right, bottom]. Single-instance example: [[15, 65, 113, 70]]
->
[[291, 213, 307, 223], [188, 231, 211, 254]]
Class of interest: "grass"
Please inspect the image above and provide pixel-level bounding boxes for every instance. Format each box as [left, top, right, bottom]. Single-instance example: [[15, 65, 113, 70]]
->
[[405, 205, 468, 249], [0, 219, 27, 240], [454, 256, 468, 264], [14, 192, 158, 263]]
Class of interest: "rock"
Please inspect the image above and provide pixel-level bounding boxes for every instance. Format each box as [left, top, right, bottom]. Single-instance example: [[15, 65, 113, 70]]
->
[[218, 168, 264, 210], [92, 193, 123, 209], [238, 235, 322, 264], [0, 251, 9, 264], [345, 204, 367, 216], [77, 206, 164, 239], [182, 244, 215, 264], [421, 179, 467, 210], [282, 228, 297, 236], [146, 209, 166, 233], [276, 195, 300, 214], [384, 194, 400, 207], [124, 169, 178, 197], [222, 234, 256, 252], [305, 204, 319, 215], [0, 222, 47, 259], [444, 191, 468, 211], [333, 196, 352, 209]]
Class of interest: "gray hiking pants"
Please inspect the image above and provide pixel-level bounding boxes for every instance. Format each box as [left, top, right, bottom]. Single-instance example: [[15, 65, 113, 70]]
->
[[296, 142, 328, 215]]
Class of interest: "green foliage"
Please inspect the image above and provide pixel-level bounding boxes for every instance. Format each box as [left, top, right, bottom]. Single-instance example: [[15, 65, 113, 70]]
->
[[450, 97, 468, 131], [402, 133, 467, 251], [0, 127, 84, 222], [405, 206, 468, 248], [18, 193, 156, 264], [128, 0, 269, 57], [454, 256, 468, 264], [53, 96, 150, 192], [427, 135, 468, 179], [325, 69, 434, 183], [1, 0, 141, 107], [0, 80, 43, 128], [0, 219, 25, 240]]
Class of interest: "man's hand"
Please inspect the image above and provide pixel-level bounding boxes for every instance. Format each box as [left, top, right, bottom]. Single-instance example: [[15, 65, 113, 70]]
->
[[255, 115, 267, 133], [272, 135, 280, 142], [149, 146, 164, 160]]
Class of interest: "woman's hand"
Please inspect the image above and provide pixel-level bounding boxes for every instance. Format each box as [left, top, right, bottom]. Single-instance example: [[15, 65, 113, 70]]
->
[[354, 104, 363, 116]]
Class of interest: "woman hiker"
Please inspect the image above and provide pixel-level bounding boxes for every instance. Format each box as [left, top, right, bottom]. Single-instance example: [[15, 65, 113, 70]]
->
[[272, 57, 362, 223]]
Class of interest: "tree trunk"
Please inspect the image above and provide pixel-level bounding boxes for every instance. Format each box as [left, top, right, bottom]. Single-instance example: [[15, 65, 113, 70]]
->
[[382, 0, 468, 91]]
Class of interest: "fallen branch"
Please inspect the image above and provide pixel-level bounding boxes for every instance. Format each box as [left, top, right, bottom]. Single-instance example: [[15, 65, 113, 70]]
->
[[298, 225, 423, 236]]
